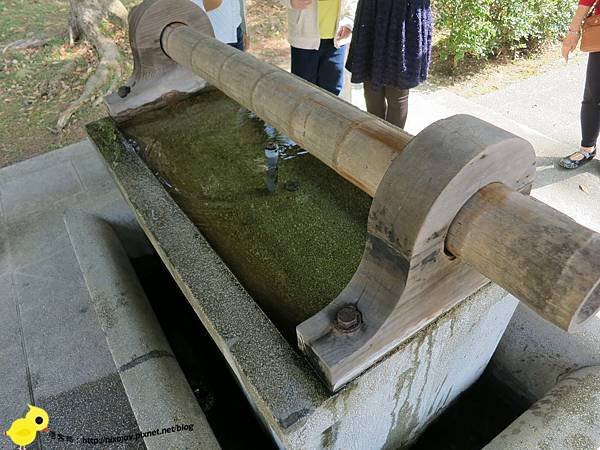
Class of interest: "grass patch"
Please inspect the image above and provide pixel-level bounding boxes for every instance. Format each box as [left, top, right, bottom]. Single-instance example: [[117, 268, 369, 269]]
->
[[0, 0, 67, 43], [0, 0, 135, 168]]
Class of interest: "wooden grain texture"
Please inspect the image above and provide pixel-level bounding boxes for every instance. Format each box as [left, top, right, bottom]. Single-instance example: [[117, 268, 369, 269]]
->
[[447, 183, 600, 331], [115, 6, 600, 392], [105, 0, 213, 121], [297, 115, 538, 390]]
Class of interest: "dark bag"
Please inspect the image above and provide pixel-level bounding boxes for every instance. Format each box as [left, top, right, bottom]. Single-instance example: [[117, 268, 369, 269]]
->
[[581, 0, 600, 52]]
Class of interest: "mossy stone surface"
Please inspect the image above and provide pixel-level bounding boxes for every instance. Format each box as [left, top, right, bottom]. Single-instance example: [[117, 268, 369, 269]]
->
[[91, 90, 372, 342]]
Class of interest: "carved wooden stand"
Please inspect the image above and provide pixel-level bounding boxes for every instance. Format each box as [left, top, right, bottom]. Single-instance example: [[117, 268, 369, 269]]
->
[[105, 0, 213, 121], [109, 0, 600, 392], [297, 116, 537, 389]]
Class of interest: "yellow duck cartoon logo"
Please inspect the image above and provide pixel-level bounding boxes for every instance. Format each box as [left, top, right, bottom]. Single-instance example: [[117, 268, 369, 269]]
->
[[5, 404, 50, 449]]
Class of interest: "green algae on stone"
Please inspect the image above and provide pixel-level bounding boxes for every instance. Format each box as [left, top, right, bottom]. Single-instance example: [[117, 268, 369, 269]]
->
[[97, 90, 372, 342], [87, 118, 126, 164]]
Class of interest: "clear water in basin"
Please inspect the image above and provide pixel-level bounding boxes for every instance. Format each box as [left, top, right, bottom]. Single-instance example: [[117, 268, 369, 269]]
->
[[118, 89, 372, 343]]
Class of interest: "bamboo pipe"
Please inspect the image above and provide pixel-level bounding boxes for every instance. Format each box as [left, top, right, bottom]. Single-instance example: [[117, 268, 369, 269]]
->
[[160, 23, 600, 331], [447, 183, 600, 330], [161, 23, 410, 196]]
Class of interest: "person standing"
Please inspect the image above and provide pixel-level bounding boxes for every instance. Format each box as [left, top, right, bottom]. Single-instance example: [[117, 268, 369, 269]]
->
[[207, 0, 249, 51], [560, 0, 600, 169], [193, 0, 248, 50], [281, 0, 358, 96], [345, 0, 432, 129]]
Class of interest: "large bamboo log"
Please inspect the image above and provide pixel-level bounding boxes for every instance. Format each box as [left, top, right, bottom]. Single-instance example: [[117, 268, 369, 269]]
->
[[161, 23, 410, 196], [106, 1, 600, 390], [447, 183, 600, 331]]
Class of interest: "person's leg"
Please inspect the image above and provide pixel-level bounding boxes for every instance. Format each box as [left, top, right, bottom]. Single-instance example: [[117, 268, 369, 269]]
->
[[291, 46, 320, 86], [581, 51, 600, 148], [383, 86, 410, 129], [363, 81, 386, 119], [316, 40, 347, 95], [560, 52, 600, 169], [228, 25, 244, 51]]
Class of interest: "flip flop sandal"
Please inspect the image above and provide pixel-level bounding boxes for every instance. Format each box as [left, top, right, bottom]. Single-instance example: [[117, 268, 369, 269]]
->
[[559, 146, 597, 170]]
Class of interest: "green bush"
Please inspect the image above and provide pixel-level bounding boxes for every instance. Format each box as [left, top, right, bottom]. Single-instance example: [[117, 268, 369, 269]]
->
[[434, 0, 575, 64]]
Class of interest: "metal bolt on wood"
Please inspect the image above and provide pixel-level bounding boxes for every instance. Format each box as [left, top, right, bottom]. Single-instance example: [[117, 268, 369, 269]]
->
[[336, 306, 362, 333]]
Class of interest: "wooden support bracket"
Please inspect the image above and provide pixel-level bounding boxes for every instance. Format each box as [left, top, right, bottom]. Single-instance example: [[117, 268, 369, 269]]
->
[[297, 115, 536, 391], [104, 0, 213, 121]]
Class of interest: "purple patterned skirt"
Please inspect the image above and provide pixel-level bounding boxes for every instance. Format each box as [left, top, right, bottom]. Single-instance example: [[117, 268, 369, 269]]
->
[[346, 0, 433, 90]]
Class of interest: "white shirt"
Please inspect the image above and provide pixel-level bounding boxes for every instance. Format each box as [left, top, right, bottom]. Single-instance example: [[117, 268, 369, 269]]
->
[[207, 0, 243, 44]]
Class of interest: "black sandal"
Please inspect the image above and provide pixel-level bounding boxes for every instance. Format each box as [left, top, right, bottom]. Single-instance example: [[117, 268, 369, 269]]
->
[[559, 147, 596, 169]]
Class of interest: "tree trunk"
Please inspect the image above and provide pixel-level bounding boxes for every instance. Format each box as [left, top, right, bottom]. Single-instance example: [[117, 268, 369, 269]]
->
[[57, 0, 127, 131]]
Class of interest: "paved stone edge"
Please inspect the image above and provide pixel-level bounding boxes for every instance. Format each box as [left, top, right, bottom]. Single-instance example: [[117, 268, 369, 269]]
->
[[64, 208, 220, 450], [86, 119, 332, 446]]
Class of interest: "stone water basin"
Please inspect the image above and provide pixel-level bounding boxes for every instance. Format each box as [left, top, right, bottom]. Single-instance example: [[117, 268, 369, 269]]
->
[[90, 88, 371, 343], [86, 88, 518, 449]]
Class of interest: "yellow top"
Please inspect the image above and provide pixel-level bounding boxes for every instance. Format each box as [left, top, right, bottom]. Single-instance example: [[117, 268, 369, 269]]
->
[[318, 0, 340, 39]]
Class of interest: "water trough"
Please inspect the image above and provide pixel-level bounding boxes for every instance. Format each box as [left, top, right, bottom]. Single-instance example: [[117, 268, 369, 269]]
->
[[84, 1, 600, 447]]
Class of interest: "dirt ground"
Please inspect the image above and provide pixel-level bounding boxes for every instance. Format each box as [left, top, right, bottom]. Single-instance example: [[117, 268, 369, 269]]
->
[[0, 0, 570, 168], [246, 0, 289, 69], [428, 40, 571, 98]]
